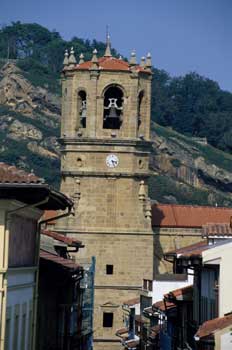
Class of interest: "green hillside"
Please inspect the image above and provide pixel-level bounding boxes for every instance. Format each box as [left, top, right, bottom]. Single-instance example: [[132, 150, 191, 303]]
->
[[0, 22, 231, 206], [149, 123, 232, 206]]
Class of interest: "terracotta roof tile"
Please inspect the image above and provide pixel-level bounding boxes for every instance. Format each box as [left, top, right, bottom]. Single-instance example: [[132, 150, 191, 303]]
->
[[42, 230, 83, 247], [203, 223, 232, 237], [42, 210, 57, 224], [152, 300, 175, 312], [135, 315, 145, 324], [165, 285, 193, 300], [64, 56, 150, 74], [125, 339, 139, 349], [115, 327, 129, 336], [123, 297, 140, 306], [152, 204, 232, 228], [165, 240, 209, 258], [150, 325, 160, 338], [195, 313, 232, 339], [40, 249, 81, 270], [0, 162, 41, 184]]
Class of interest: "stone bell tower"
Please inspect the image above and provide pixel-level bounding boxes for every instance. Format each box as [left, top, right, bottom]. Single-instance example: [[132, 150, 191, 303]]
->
[[57, 37, 154, 350]]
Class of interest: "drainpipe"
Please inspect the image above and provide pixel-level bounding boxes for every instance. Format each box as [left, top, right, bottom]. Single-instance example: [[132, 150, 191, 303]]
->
[[32, 207, 73, 350], [0, 196, 50, 350]]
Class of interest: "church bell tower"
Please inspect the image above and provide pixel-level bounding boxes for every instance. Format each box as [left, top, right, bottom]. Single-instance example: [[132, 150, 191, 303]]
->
[[57, 37, 154, 350]]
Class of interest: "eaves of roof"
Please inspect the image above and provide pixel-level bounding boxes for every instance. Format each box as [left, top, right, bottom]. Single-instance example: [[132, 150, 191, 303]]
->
[[195, 313, 232, 340], [0, 162, 73, 210], [40, 249, 81, 270], [42, 230, 83, 247]]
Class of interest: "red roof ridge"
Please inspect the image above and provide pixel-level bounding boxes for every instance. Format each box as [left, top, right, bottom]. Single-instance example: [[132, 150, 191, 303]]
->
[[152, 203, 232, 210], [0, 162, 41, 184], [152, 204, 232, 228], [165, 240, 208, 257], [203, 222, 232, 237], [40, 249, 81, 269], [172, 205, 178, 226], [115, 327, 129, 336], [165, 284, 193, 298], [42, 229, 83, 247], [152, 299, 175, 312], [195, 313, 232, 339], [64, 55, 150, 74]]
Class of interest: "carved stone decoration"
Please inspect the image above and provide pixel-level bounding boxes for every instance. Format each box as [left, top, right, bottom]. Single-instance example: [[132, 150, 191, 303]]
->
[[139, 180, 146, 201], [144, 197, 152, 220], [71, 178, 81, 214]]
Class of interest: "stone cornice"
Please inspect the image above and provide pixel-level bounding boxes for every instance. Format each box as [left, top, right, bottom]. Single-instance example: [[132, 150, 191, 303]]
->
[[59, 137, 152, 148], [61, 170, 151, 178]]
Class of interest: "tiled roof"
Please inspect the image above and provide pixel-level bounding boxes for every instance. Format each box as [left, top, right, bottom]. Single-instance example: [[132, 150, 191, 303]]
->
[[123, 297, 140, 306], [65, 56, 150, 74], [135, 315, 145, 324], [165, 240, 209, 259], [152, 204, 232, 228], [143, 306, 153, 315], [42, 230, 83, 247], [0, 162, 41, 184], [203, 223, 232, 237], [125, 339, 139, 349], [150, 325, 160, 338], [42, 210, 57, 224], [152, 300, 175, 312], [195, 313, 232, 340], [0, 162, 73, 210], [40, 249, 81, 270], [165, 285, 193, 301], [115, 327, 128, 336]]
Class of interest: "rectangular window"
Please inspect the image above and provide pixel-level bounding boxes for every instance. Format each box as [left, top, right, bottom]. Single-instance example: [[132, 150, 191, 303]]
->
[[143, 279, 153, 291], [106, 264, 113, 275], [103, 312, 113, 327]]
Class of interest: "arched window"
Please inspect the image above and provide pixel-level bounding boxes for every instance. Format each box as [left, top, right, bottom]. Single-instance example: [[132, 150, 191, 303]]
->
[[78, 90, 87, 128], [103, 86, 123, 129], [138, 90, 144, 131]]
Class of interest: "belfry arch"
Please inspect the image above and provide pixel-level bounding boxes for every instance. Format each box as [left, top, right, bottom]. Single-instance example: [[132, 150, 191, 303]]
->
[[77, 89, 87, 129], [103, 85, 124, 129], [138, 89, 145, 131]]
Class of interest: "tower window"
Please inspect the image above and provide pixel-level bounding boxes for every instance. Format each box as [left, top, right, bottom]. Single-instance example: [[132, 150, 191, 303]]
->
[[106, 264, 113, 275], [103, 86, 123, 129], [78, 90, 87, 128], [103, 312, 113, 327], [138, 90, 144, 131]]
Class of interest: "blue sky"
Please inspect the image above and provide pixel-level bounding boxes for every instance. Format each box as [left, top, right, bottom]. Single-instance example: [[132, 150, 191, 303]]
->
[[1, 0, 232, 91]]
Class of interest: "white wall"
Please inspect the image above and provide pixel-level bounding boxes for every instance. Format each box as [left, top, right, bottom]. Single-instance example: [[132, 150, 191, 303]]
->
[[218, 330, 232, 350], [6, 268, 36, 350], [203, 240, 232, 317], [152, 273, 193, 303]]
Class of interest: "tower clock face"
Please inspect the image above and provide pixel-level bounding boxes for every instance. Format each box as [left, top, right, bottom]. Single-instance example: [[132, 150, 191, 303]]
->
[[106, 154, 119, 168]]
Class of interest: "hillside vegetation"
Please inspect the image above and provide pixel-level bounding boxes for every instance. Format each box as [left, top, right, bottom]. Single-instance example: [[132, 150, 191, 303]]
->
[[1, 22, 232, 152], [0, 22, 232, 206], [150, 123, 232, 206]]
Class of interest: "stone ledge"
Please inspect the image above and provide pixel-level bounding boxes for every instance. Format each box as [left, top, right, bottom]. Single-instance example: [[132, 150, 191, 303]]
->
[[61, 170, 151, 178], [59, 137, 152, 148]]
